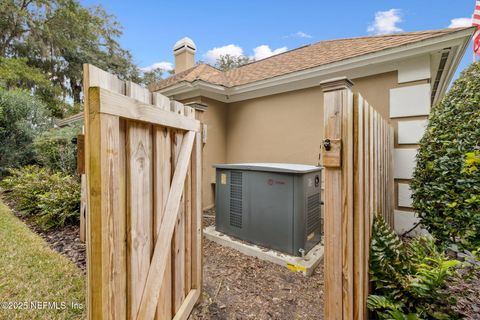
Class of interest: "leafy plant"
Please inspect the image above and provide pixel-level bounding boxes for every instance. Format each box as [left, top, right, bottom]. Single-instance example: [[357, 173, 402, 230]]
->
[[0, 166, 80, 230], [411, 62, 480, 250], [0, 88, 52, 175], [368, 216, 460, 319], [33, 125, 80, 175]]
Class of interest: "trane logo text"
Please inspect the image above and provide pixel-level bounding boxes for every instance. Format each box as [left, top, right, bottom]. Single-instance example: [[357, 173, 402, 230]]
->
[[267, 179, 285, 185]]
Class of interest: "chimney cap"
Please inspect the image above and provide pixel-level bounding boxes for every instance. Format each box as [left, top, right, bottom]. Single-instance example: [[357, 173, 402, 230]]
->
[[173, 37, 196, 55]]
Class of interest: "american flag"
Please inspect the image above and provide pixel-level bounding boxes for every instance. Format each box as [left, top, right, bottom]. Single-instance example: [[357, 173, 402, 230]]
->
[[474, 0, 480, 55]]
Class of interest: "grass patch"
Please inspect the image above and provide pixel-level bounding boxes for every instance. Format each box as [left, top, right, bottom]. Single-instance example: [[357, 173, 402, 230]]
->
[[0, 200, 85, 319]]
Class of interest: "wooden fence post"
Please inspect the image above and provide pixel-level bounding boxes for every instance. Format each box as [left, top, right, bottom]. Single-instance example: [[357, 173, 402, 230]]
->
[[320, 77, 354, 320], [321, 77, 395, 320]]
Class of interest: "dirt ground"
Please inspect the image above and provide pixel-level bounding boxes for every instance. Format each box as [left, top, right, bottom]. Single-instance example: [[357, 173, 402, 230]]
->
[[189, 214, 324, 320]]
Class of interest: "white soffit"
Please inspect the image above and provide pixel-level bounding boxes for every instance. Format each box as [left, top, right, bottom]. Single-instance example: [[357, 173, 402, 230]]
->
[[398, 183, 413, 208], [398, 55, 431, 83], [394, 148, 417, 179], [390, 84, 431, 118], [397, 119, 429, 144]]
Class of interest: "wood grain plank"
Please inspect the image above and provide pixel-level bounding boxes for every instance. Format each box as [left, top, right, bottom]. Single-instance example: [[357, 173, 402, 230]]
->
[[127, 121, 153, 320], [97, 88, 200, 132], [184, 107, 195, 295], [86, 86, 127, 320], [153, 125, 172, 320], [171, 101, 186, 315], [342, 88, 354, 320], [136, 131, 196, 320], [153, 93, 173, 320], [191, 125, 203, 291], [353, 94, 365, 320]]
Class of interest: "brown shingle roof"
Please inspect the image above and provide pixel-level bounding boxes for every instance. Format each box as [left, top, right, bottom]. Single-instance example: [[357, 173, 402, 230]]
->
[[150, 28, 470, 92]]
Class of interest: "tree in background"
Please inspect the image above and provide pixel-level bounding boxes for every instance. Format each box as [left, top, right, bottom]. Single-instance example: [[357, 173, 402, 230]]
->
[[0, 0, 141, 109], [411, 62, 480, 250], [215, 54, 252, 71], [0, 88, 51, 174], [0, 57, 66, 117], [142, 67, 165, 86]]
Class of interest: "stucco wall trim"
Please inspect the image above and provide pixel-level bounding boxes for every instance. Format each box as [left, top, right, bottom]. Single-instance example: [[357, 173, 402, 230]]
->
[[394, 148, 417, 179], [390, 84, 431, 118], [397, 119, 429, 144], [398, 55, 431, 83], [398, 183, 413, 208]]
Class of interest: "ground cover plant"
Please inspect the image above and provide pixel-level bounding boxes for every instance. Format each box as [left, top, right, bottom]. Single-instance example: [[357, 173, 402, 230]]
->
[[368, 216, 461, 319], [0, 166, 80, 230]]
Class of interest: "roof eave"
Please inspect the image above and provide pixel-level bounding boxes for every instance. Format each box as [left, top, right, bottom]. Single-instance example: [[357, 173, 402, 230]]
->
[[156, 28, 475, 103], [431, 28, 475, 106]]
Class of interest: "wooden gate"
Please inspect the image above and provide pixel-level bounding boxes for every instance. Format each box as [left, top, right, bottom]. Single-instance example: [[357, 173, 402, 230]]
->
[[83, 64, 202, 320], [320, 77, 394, 320]]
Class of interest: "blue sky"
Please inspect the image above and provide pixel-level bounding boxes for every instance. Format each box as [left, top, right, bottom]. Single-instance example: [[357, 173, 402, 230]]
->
[[81, 0, 477, 81]]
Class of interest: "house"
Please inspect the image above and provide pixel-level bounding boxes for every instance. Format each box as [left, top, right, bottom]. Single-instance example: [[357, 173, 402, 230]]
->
[[150, 27, 475, 234]]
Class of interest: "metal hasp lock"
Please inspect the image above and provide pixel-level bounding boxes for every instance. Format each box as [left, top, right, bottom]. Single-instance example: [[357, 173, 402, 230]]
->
[[321, 138, 341, 168]]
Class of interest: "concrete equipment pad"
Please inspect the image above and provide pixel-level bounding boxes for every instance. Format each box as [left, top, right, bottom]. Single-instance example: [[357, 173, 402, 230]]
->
[[204, 225, 324, 276]]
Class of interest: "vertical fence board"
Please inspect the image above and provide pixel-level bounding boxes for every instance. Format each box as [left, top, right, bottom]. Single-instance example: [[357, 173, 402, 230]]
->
[[171, 101, 186, 313], [191, 128, 203, 290], [127, 121, 153, 319], [153, 124, 172, 320]]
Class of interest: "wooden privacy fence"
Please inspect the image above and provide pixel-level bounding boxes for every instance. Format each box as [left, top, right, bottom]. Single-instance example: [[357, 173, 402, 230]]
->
[[83, 64, 203, 320], [320, 77, 394, 320]]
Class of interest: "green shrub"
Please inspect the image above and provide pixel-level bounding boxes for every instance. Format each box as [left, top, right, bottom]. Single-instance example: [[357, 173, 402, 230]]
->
[[33, 125, 80, 175], [0, 166, 80, 230], [411, 62, 480, 250], [0, 89, 51, 175], [368, 216, 460, 319]]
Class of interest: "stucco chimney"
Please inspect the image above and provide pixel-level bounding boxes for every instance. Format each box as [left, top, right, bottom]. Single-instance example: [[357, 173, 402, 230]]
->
[[173, 37, 196, 74]]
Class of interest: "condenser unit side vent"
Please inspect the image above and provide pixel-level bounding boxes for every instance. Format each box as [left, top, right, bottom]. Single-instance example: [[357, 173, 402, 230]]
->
[[229, 171, 243, 228], [306, 194, 320, 234]]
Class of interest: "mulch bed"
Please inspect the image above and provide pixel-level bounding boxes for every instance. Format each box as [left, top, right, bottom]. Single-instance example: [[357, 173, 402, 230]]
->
[[446, 263, 480, 319], [0, 195, 86, 272], [189, 211, 324, 320]]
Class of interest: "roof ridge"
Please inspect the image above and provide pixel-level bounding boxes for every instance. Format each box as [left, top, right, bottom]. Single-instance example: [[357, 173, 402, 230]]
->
[[151, 27, 472, 91], [227, 27, 469, 71]]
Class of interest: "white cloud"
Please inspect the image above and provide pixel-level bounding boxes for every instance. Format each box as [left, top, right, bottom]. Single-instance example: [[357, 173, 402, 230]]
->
[[203, 44, 244, 64], [141, 61, 173, 72], [368, 9, 403, 35], [448, 17, 472, 28], [285, 31, 313, 39], [251, 45, 288, 60]]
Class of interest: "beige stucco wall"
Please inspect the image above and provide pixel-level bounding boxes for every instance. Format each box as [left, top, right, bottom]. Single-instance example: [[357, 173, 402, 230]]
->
[[180, 97, 228, 209], [182, 71, 399, 209], [226, 71, 398, 163], [227, 87, 325, 165]]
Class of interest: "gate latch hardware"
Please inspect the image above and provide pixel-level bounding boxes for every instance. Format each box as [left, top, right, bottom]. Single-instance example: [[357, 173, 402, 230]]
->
[[321, 138, 341, 168], [323, 139, 331, 151]]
